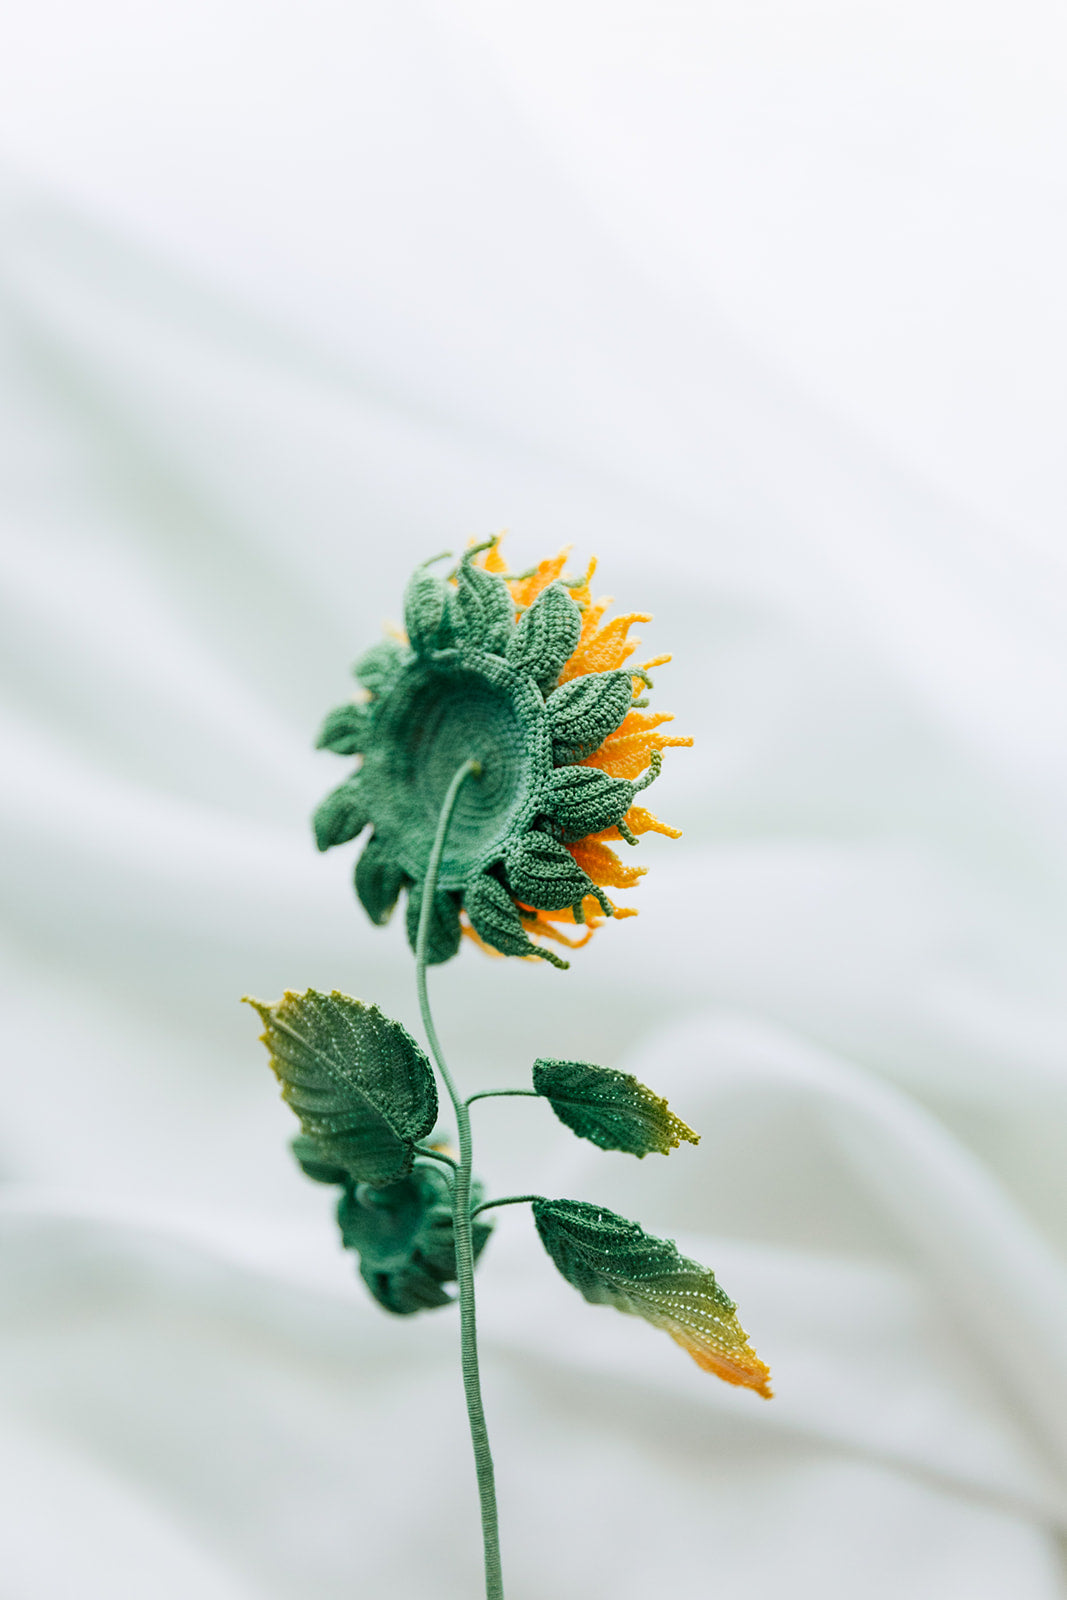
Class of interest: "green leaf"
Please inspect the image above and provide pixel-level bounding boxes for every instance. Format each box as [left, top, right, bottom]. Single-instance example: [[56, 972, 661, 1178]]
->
[[291, 1133, 350, 1185], [533, 1199, 772, 1397], [354, 834, 408, 924], [404, 571, 455, 655], [313, 778, 369, 851], [338, 1162, 494, 1315], [545, 670, 634, 764], [503, 831, 601, 912], [450, 556, 514, 656], [463, 872, 570, 969], [315, 701, 372, 754], [246, 989, 438, 1187], [405, 881, 462, 965], [532, 1059, 699, 1157], [505, 582, 582, 690], [352, 638, 406, 698], [540, 766, 635, 842]]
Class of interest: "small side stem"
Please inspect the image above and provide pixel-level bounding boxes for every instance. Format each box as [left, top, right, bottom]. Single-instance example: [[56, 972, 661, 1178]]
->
[[415, 1143, 459, 1172], [415, 1142, 459, 1167], [471, 1195, 541, 1219], [415, 758, 504, 1600], [466, 1089, 541, 1107]]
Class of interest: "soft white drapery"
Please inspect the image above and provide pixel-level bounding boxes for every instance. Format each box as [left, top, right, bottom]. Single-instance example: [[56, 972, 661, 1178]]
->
[[3, 2, 1066, 1594]]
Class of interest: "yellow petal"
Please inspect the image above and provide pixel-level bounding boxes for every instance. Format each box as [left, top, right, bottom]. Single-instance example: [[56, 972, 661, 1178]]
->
[[582, 731, 694, 781], [561, 610, 651, 680], [507, 549, 571, 608], [567, 838, 649, 889]]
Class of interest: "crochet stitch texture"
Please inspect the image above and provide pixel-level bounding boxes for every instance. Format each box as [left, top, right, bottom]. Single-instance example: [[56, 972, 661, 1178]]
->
[[314, 540, 692, 966]]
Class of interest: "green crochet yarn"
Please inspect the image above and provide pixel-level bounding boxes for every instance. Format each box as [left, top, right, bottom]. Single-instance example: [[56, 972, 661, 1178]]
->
[[337, 1161, 494, 1316], [367, 650, 548, 887], [246, 989, 438, 1188], [313, 544, 664, 966], [248, 543, 775, 1600], [532, 1057, 700, 1157], [533, 1199, 772, 1397]]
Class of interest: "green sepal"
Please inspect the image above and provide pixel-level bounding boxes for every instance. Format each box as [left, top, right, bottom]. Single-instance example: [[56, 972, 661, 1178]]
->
[[545, 670, 633, 764], [352, 638, 406, 698], [464, 872, 570, 969], [505, 582, 582, 691], [291, 1132, 350, 1185], [532, 1198, 772, 1396], [246, 989, 439, 1187], [532, 1058, 699, 1156], [338, 1162, 494, 1315], [503, 831, 600, 912], [404, 570, 455, 655], [313, 778, 369, 851], [540, 766, 635, 842], [354, 834, 409, 924], [315, 701, 373, 755], [405, 881, 463, 965], [450, 555, 514, 656]]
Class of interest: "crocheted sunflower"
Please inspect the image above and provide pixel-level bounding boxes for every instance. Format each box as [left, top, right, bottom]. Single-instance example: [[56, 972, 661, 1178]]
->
[[313, 540, 691, 968]]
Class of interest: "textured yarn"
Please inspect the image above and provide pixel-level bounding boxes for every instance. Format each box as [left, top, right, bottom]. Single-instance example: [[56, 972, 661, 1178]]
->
[[338, 1162, 494, 1316], [314, 544, 692, 965], [247, 989, 438, 1187], [532, 1057, 700, 1157], [533, 1198, 772, 1397]]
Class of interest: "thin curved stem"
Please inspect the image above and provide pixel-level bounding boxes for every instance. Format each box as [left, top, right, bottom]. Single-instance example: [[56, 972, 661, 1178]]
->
[[415, 757, 504, 1600], [466, 1089, 541, 1107], [471, 1194, 541, 1219], [415, 1143, 459, 1171]]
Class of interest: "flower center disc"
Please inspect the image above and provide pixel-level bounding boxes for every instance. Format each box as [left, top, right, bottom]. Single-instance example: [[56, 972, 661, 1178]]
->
[[369, 652, 549, 889]]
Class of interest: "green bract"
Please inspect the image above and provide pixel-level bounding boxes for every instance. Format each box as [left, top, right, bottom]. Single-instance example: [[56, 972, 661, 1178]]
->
[[313, 547, 657, 967]]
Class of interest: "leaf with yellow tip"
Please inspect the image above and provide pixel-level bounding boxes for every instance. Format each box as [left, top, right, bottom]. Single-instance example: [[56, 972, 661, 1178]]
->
[[532, 1058, 699, 1157], [245, 989, 438, 1187], [533, 1199, 772, 1397]]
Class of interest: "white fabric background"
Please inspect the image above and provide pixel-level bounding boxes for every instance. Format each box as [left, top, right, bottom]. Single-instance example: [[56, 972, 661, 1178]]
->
[[2, 2, 1067, 1595]]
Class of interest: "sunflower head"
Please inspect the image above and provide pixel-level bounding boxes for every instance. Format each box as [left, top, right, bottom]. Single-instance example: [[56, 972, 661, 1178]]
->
[[313, 538, 691, 968]]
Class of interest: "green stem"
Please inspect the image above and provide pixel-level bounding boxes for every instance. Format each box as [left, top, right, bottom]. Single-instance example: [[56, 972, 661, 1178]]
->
[[415, 1142, 459, 1170], [415, 757, 504, 1600], [466, 1089, 541, 1107], [471, 1194, 541, 1219]]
